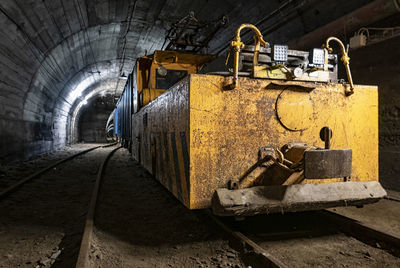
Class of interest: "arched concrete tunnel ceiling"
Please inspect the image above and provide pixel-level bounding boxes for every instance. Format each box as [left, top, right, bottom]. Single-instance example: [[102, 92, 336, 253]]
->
[[69, 77, 122, 144], [0, 0, 389, 161]]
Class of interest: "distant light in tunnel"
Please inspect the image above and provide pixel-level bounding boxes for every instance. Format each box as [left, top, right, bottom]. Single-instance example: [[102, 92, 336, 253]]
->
[[70, 90, 101, 142], [119, 73, 128, 80], [67, 77, 93, 104], [80, 91, 97, 107]]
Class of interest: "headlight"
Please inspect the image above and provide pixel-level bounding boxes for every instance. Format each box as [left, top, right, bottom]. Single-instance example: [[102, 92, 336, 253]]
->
[[293, 67, 303, 78], [271, 45, 288, 63], [309, 48, 325, 66], [156, 66, 168, 77]]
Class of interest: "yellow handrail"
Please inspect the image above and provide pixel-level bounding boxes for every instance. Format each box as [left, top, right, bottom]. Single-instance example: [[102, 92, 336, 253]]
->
[[228, 24, 268, 89], [324, 37, 354, 96]]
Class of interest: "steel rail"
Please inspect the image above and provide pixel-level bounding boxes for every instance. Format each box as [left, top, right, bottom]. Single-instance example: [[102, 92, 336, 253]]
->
[[207, 207, 400, 267], [0, 143, 117, 199], [75, 146, 121, 268], [205, 210, 287, 268], [385, 190, 400, 202], [319, 210, 400, 257]]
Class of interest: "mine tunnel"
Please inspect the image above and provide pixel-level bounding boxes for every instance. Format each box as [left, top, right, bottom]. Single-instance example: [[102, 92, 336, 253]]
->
[[1, 0, 400, 267]]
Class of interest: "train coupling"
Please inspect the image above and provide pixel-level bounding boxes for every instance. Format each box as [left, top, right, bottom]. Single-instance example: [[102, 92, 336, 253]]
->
[[211, 139, 386, 216], [211, 181, 387, 216]]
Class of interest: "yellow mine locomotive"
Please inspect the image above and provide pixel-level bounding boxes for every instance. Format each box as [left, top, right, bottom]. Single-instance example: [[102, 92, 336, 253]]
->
[[114, 24, 386, 216]]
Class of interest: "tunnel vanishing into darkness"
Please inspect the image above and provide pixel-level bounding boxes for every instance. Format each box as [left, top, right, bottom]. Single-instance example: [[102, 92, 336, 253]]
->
[[0, 0, 400, 190], [77, 94, 116, 143]]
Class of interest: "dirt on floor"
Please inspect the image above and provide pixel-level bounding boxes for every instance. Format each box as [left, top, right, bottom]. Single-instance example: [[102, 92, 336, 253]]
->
[[261, 233, 400, 268], [0, 144, 97, 192], [1, 143, 399, 268], [88, 149, 244, 268], [0, 145, 244, 268], [328, 198, 400, 235], [0, 144, 112, 268], [230, 207, 400, 268], [250, 202, 400, 268]]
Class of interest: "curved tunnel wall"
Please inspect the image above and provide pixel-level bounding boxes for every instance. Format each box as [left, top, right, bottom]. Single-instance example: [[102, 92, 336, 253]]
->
[[69, 77, 121, 143], [0, 0, 374, 163], [0, 0, 166, 161]]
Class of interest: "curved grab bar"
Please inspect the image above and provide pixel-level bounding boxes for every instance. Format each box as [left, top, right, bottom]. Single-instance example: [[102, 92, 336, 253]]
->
[[228, 24, 268, 89], [324, 37, 354, 96]]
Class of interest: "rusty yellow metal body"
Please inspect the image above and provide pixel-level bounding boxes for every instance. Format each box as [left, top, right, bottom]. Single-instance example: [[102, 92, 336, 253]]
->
[[132, 73, 378, 209], [134, 50, 214, 110]]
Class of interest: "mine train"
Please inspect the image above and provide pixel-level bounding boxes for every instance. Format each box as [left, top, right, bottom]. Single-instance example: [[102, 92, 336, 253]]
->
[[106, 24, 386, 216]]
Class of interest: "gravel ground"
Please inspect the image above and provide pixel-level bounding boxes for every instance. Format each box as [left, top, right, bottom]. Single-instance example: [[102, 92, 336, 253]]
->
[[0, 144, 99, 192], [329, 199, 400, 235], [260, 233, 400, 267], [0, 145, 244, 268], [239, 210, 400, 268], [1, 144, 399, 268], [89, 149, 244, 268], [0, 144, 112, 268]]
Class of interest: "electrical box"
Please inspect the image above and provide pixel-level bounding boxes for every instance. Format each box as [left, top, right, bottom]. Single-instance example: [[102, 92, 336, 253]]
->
[[350, 34, 367, 49]]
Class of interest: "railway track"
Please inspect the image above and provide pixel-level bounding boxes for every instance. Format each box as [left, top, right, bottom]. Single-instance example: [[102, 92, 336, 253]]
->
[[208, 208, 400, 268], [74, 149, 246, 268], [0, 143, 116, 199], [0, 144, 119, 268], [2, 144, 399, 267], [2, 145, 244, 268], [76, 146, 121, 268], [73, 146, 400, 268]]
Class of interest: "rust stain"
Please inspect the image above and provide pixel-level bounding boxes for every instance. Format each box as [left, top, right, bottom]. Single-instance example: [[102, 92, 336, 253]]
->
[[133, 74, 379, 210]]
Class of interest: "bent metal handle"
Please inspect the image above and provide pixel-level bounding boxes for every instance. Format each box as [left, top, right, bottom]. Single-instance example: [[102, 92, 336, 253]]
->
[[228, 24, 268, 89], [324, 37, 355, 96]]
